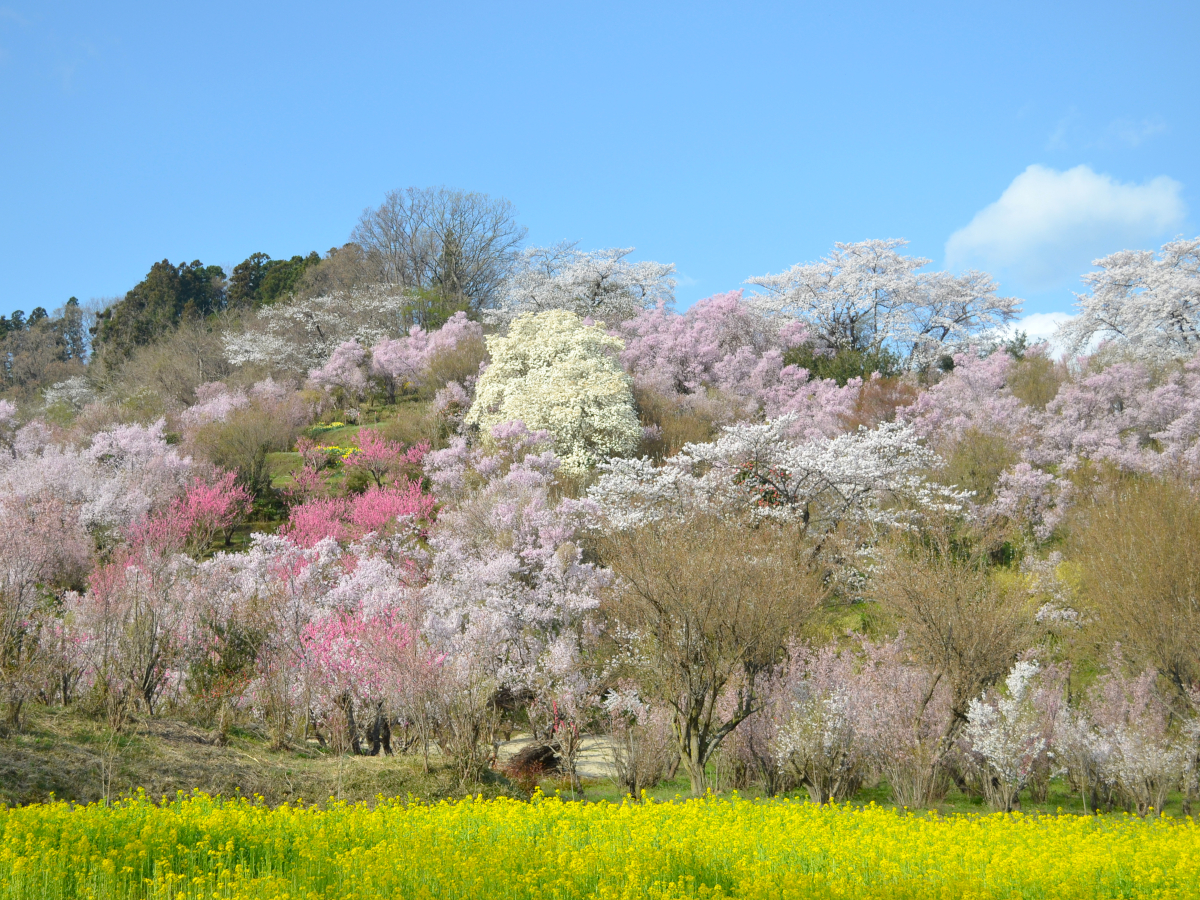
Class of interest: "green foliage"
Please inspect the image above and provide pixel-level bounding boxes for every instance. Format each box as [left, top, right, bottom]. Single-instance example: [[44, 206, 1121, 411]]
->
[[937, 428, 1019, 502], [783, 343, 902, 386], [0, 300, 88, 396], [404, 286, 473, 332], [342, 467, 372, 495], [93, 259, 228, 360], [1007, 353, 1065, 409], [188, 405, 302, 517], [228, 251, 321, 309]]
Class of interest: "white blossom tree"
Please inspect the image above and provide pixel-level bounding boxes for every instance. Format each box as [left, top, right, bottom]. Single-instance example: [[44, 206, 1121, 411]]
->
[[746, 239, 1020, 368], [466, 310, 641, 474], [589, 416, 965, 534], [223, 285, 414, 373], [1057, 237, 1200, 361], [488, 244, 675, 325], [964, 660, 1051, 812]]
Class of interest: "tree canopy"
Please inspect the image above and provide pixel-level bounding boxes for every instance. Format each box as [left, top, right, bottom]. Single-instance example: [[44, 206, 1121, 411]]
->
[[92, 259, 227, 360]]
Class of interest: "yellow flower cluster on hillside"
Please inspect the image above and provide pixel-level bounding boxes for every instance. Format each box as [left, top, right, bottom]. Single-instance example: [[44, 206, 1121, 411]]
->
[[2, 792, 1197, 899]]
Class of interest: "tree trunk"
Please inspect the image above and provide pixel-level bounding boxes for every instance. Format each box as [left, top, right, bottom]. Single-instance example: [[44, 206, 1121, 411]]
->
[[681, 752, 708, 797]]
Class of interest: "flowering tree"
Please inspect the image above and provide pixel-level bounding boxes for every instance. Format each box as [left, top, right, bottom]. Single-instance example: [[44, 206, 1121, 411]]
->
[[127, 473, 252, 557], [0, 400, 18, 459], [0, 419, 197, 539], [590, 416, 962, 534], [344, 430, 427, 488], [282, 480, 435, 548], [466, 310, 641, 474], [613, 291, 863, 427], [1070, 652, 1191, 815], [308, 340, 370, 405], [963, 660, 1062, 811], [902, 351, 1036, 452], [299, 610, 424, 755], [851, 637, 955, 808], [1057, 237, 1200, 361], [489, 244, 675, 325], [179, 383, 251, 429], [728, 635, 956, 807], [747, 239, 1020, 368], [191, 534, 415, 747], [771, 643, 864, 804], [422, 422, 607, 782], [370, 311, 484, 398], [66, 543, 198, 720], [223, 285, 414, 373], [0, 495, 91, 728], [1034, 353, 1200, 477]]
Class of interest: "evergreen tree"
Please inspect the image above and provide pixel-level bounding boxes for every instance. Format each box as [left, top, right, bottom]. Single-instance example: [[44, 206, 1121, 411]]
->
[[92, 259, 227, 360]]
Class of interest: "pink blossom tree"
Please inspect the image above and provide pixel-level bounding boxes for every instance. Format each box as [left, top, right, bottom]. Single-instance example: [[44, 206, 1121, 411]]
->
[[308, 340, 370, 406], [0, 495, 92, 727], [282, 480, 436, 548], [370, 311, 484, 401], [344, 430, 428, 488], [422, 421, 608, 782]]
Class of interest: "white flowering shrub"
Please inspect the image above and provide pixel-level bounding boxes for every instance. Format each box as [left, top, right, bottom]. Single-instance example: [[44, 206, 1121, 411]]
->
[[466, 310, 641, 474], [964, 660, 1051, 811]]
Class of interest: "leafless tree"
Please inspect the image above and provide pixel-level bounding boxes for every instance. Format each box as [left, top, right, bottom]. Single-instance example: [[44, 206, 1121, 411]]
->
[[872, 518, 1036, 743], [1068, 476, 1200, 704], [351, 187, 527, 315], [296, 244, 385, 299], [597, 515, 827, 796]]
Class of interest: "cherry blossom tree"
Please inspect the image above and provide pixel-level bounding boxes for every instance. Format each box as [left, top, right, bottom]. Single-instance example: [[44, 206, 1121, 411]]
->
[[590, 416, 963, 534], [0, 495, 91, 728], [66, 542, 198, 720], [299, 610, 426, 755], [613, 291, 861, 427], [1035, 353, 1200, 476], [490, 244, 675, 325], [1057, 237, 1200, 361], [0, 419, 197, 539], [963, 660, 1063, 811], [308, 340, 370, 405], [1085, 653, 1189, 815], [178, 382, 250, 429], [747, 239, 1020, 369], [422, 421, 607, 782], [771, 643, 865, 804], [850, 637, 955, 808], [0, 400, 18, 459], [223, 285, 414, 373], [370, 311, 484, 399]]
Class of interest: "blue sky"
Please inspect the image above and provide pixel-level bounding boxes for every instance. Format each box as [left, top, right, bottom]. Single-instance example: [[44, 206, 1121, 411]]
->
[[2, 1, 1197, 339]]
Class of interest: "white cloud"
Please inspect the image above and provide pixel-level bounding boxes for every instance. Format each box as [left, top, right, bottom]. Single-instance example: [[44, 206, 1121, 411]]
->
[[945, 164, 1186, 289], [993, 312, 1075, 359]]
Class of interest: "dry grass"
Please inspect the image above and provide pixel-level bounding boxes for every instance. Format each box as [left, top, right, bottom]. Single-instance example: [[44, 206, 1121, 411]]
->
[[0, 704, 513, 807]]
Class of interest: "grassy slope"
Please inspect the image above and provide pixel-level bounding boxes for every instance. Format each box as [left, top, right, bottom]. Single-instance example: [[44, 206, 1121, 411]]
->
[[3, 704, 1190, 815]]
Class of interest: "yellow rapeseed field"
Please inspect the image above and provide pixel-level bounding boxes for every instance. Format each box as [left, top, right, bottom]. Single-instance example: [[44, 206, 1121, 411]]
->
[[0, 791, 1196, 899]]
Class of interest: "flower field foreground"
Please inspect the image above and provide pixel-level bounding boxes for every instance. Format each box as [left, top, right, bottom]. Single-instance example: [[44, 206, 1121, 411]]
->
[[2, 793, 1198, 900]]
